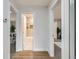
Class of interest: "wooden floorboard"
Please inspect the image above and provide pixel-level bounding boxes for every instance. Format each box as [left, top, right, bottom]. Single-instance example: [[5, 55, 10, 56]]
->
[[11, 44, 61, 59], [11, 51, 55, 59]]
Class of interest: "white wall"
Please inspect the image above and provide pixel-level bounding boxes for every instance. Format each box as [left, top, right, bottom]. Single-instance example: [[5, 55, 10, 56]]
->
[[33, 8, 49, 51], [16, 11, 23, 51], [20, 6, 49, 51], [48, 9, 55, 57]]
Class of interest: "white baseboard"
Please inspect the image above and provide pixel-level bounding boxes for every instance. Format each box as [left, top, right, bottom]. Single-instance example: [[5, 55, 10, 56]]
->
[[16, 48, 54, 57], [48, 51, 54, 57], [16, 49, 22, 52], [32, 48, 48, 51]]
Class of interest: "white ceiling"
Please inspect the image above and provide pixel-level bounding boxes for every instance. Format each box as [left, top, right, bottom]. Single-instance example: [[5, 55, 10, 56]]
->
[[11, 0, 51, 8]]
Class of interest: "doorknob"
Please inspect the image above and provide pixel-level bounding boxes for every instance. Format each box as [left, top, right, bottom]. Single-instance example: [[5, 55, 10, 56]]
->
[[3, 18, 7, 23]]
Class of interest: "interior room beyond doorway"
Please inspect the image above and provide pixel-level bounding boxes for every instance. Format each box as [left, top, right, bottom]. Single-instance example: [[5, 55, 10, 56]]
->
[[23, 13, 33, 50]]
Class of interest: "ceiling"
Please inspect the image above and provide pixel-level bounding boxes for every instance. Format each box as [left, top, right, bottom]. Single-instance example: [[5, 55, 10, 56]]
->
[[11, 0, 51, 8]]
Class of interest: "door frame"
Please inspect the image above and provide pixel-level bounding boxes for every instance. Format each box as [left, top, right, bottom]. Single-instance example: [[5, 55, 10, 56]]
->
[[49, 0, 70, 59], [21, 13, 34, 51], [3, 0, 70, 59]]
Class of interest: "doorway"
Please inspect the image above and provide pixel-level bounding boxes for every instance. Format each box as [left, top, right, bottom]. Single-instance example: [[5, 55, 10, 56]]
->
[[22, 13, 34, 51], [10, 6, 16, 59], [53, 0, 61, 59]]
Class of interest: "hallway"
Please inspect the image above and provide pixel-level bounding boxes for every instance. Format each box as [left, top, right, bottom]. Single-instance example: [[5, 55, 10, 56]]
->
[[3, 0, 73, 59], [10, 0, 61, 59]]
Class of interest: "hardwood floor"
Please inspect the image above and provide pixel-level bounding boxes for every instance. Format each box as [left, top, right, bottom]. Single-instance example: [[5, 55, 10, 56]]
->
[[11, 51, 55, 59], [10, 44, 61, 59]]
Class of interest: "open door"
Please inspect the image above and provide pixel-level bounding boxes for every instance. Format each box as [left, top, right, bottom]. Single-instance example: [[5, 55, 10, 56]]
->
[[3, 0, 10, 59]]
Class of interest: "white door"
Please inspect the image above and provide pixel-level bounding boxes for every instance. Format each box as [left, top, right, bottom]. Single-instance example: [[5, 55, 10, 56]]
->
[[3, 0, 10, 59]]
